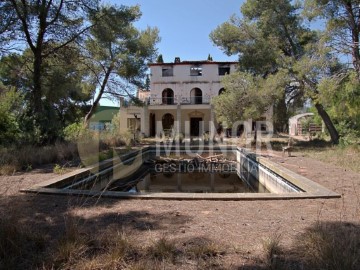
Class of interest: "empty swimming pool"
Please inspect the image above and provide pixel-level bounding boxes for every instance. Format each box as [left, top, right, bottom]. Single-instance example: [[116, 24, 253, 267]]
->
[[21, 145, 340, 200]]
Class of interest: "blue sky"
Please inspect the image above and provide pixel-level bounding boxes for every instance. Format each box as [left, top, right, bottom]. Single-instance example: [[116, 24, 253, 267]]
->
[[102, 0, 244, 106], [108, 0, 243, 62]]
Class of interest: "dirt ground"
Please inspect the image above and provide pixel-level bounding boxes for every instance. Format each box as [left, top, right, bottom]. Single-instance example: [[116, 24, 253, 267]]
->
[[0, 148, 359, 269]]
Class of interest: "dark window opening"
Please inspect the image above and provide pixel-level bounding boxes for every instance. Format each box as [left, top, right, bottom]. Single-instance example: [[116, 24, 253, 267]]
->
[[190, 65, 202, 76], [218, 65, 230, 76], [218, 88, 225, 95], [162, 66, 173, 77]]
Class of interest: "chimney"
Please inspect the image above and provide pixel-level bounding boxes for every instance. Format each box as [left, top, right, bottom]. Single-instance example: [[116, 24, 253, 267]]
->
[[119, 96, 125, 107], [174, 57, 180, 63]]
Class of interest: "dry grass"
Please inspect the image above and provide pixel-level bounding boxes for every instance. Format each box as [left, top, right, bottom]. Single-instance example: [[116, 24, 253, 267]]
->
[[47, 225, 226, 270], [147, 236, 177, 262], [0, 142, 79, 175], [52, 215, 89, 268], [0, 215, 46, 269], [0, 164, 17, 175], [186, 240, 222, 260], [262, 231, 282, 260], [1, 138, 359, 269], [262, 231, 283, 269], [296, 222, 360, 270], [303, 145, 360, 173], [1, 210, 359, 270]]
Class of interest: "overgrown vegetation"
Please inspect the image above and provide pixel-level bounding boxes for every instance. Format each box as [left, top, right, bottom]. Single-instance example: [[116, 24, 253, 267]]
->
[[0, 143, 78, 175], [0, 213, 226, 269], [0, 1, 159, 144], [0, 215, 46, 269], [262, 231, 283, 269], [210, 0, 360, 144], [296, 222, 360, 270], [1, 212, 359, 270], [303, 144, 360, 173], [0, 126, 135, 175]]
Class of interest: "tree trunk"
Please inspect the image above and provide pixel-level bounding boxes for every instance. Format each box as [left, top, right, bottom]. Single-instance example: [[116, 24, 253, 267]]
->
[[350, 26, 360, 79], [302, 76, 340, 144], [84, 65, 113, 125], [344, 1, 360, 79], [33, 49, 43, 115], [314, 103, 340, 144]]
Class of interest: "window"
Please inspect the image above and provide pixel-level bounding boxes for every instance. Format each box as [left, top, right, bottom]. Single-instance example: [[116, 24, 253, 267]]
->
[[218, 65, 230, 76], [190, 88, 202, 104], [162, 88, 174, 104], [190, 65, 202, 76], [162, 66, 173, 77], [127, 118, 137, 131]]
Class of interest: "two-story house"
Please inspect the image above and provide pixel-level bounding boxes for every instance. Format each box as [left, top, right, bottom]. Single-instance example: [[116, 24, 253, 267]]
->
[[117, 57, 240, 137]]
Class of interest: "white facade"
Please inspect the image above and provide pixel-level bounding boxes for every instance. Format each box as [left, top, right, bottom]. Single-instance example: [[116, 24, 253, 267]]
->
[[117, 58, 271, 138], [148, 60, 237, 106]]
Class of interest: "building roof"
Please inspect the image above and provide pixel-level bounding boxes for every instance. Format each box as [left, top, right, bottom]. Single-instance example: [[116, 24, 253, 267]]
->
[[148, 60, 238, 66], [90, 105, 120, 122], [289, 113, 314, 124]]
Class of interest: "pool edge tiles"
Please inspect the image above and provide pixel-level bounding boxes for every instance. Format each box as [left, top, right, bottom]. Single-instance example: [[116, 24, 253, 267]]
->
[[21, 145, 341, 200]]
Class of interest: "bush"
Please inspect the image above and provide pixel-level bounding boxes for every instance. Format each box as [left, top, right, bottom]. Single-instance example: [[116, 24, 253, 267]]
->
[[0, 87, 22, 145], [0, 142, 79, 175], [63, 122, 87, 142]]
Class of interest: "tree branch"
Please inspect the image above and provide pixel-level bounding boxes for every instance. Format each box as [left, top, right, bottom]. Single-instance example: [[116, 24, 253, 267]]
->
[[10, 0, 36, 52]]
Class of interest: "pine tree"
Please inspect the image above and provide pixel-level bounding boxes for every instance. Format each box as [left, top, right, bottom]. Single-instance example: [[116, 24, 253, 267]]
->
[[156, 54, 164, 63]]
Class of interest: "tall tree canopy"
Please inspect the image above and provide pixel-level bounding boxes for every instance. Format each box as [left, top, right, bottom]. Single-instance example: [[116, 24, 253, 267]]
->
[[304, 0, 360, 139], [304, 0, 360, 78], [210, 0, 340, 144], [83, 5, 160, 123], [0, 1, 160, 143], [0, 0, 99, 142], [212, 71, 285, 127], [0, 47, 94, 144]]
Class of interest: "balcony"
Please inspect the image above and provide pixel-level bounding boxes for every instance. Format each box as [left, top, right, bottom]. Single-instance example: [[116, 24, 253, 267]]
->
[[149, 96, 211, 105]]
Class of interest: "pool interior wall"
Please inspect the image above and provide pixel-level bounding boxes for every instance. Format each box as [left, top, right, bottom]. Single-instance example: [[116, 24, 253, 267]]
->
[[22, 145, 341, 200]]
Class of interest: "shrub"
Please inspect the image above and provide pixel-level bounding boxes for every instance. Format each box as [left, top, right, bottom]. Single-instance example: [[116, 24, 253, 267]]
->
[[0, 142, 79, 175], [147, 237, 177, 261], [63, 122, 88, 142], [53, 164, 66, 174], [0, 216, 45, 269], [297, 222, 360, 270], [262, 231, 282, 269]]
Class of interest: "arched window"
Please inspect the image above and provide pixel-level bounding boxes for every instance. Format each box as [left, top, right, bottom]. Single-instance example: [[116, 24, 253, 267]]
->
[[162, 113, 174, 131], [162, 88, 174, 104], [190, 88, 202, 104], [218, 88, 225, 95]]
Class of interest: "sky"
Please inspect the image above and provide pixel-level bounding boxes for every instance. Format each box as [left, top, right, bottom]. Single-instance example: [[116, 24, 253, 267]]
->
[[101, 0, 244, 106]]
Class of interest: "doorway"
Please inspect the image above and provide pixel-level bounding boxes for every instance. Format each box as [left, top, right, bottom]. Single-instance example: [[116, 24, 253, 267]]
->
[[162, 113, 174, 129], [190, 117, 202, 136]]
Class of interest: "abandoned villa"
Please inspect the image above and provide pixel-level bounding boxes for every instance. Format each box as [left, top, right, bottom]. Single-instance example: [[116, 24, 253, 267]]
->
[[113, 57, 273, 138]]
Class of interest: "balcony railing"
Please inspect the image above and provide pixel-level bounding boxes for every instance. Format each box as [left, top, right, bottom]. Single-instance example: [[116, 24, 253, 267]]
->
[[149, 96, 211, 105]]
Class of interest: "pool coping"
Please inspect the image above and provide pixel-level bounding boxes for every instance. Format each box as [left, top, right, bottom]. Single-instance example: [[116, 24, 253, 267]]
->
[[21, 146, 341, 200]]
